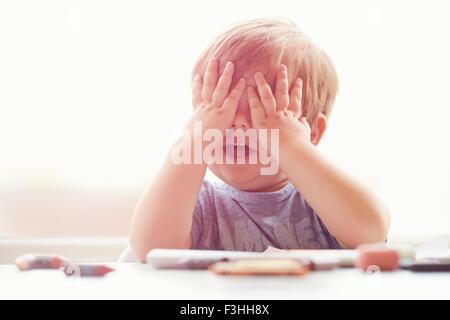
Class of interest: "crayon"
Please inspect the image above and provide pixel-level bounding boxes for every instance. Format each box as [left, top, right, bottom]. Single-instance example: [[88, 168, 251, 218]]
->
[[64, 264, 115, 277], [15, 254, 69, 271], [389, 244, 416, 261], [176, 258, 229, 270], [307, 258, 340, 271], [209, 259, 310, 276], [401, 259, 450, 272], [355, 247, 400, 272]]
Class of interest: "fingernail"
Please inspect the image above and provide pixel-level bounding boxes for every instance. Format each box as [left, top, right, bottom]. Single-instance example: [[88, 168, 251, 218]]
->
[[254, 72, 264, 81], [280, 64, 287, 72], [225, 61, 234, 71]]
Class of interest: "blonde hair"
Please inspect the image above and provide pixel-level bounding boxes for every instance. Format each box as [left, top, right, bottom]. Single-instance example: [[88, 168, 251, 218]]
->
[[192, 18, 339, 125]]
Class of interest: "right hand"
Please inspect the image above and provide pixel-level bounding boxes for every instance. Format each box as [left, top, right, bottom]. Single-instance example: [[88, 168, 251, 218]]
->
[[187, 58, 246, 135]]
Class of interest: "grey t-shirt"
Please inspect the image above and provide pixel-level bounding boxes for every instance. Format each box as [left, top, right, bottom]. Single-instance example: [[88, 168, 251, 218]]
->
[[191, 180, 342, 252]]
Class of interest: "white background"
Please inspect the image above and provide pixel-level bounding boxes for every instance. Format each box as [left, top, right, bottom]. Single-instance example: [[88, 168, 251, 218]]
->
[[0, 0, 449, 239]]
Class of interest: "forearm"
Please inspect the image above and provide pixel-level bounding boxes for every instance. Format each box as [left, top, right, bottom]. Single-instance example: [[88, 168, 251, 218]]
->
[[280, 141, 390, 248], [130, 142, 207, 261]]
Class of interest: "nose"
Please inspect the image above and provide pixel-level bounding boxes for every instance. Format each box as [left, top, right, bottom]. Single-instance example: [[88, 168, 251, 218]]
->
[[231, 111, 251, 130]]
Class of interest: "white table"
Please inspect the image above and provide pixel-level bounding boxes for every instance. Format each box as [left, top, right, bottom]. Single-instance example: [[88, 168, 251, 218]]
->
[[1, 263, 450, 299]]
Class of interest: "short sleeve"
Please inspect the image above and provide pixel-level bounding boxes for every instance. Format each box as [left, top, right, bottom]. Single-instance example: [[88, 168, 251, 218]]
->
[[191, 198, 204, 249], [190, 180, 219, 249]]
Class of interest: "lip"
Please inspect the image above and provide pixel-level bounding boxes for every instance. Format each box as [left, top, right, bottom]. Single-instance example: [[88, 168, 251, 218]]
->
[[223, 143, 249, 150], [221, 143, 259, 164], [222, 136, 255, 150], [223, 143, 247, 150], [220, 132, 259, 162]]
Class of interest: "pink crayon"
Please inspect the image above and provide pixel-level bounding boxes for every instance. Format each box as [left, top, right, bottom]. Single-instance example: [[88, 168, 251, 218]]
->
[[355, 247, 400, 272]]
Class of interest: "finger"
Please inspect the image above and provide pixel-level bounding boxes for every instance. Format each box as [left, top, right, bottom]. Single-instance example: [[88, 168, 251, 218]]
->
[[288, 77, 303, 118], [247, 86, 266, 125], [212, 61, 234, 107], [191, 74, 203, 109], [221, 78, 246, 114], [201, 57, 218, 103], [254, 72, 276, 115], [275, 64, 289, 111]]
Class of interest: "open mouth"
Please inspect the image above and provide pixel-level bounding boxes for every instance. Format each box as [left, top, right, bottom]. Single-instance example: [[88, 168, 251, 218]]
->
[[224, 143, 249, 155]]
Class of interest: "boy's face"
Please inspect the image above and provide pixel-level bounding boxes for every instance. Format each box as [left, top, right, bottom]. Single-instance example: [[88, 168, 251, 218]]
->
[[207, 66, 289, 192]]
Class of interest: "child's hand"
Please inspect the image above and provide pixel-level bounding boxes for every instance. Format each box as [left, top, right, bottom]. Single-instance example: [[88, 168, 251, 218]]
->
[[247, 64, 311, 149], [188, 58, 246, 134]]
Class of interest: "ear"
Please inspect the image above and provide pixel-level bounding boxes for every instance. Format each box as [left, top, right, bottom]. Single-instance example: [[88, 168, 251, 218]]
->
[[311, 113, 327, 145]]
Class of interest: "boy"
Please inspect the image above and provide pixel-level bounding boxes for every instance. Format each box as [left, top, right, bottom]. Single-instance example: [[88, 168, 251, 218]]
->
[[130, 18, 390, 262]]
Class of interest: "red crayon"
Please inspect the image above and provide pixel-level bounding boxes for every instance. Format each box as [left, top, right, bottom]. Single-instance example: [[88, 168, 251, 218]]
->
[[64, 264, 115, 277]]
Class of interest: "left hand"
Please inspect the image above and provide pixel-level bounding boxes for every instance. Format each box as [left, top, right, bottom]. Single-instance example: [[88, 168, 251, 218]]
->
[[247, 64, 311, 151]]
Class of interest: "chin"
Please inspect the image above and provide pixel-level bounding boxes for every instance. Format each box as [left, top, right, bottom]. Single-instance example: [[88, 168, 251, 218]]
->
[[209, 163, 285, 192]]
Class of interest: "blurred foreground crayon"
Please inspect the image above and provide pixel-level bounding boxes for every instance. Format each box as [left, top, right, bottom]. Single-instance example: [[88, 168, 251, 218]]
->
[[15, 254, 69, 271], [15, 254, 115, 277]]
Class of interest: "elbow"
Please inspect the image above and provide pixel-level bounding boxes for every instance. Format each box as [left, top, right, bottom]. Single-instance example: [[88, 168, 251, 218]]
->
[[341, 204, 391, 249], [129, 208, 161, 263], [129, 227, 193, 263], [129, 219, 156, 263], [129, 233, 150, 263], [129, 229, 167, 263], [369, 203, 391, 244]]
